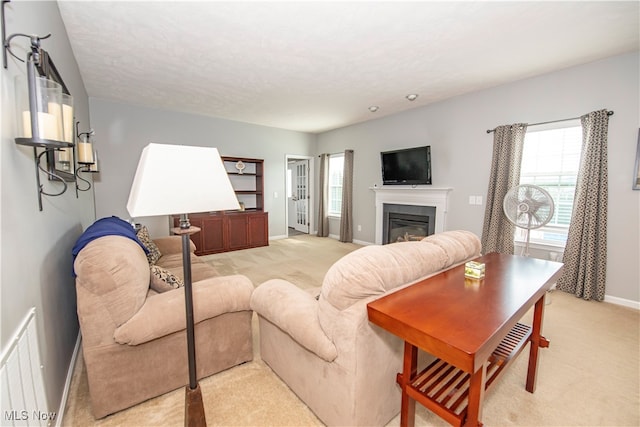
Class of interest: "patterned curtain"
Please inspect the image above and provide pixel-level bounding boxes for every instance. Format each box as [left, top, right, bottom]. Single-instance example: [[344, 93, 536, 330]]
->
[[317, 153, 330, 237], [557, 109, 609, 301], [339, 150, 354, 242], [481, 123, 527, 254]]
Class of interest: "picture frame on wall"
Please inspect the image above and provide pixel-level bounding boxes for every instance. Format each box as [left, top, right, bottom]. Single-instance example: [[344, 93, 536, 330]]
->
[[634, 129, 640, 190]]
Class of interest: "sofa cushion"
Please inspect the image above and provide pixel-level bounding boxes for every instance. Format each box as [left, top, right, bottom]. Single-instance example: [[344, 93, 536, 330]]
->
[[320, 230, 482, 312], [251, 279, 337, 362], [149, 265, 184, 293], [156, 253, 220, 283], [136, 226, 161, 265], [72, 216, 148, 275], [114, 274, 254, 345], [74, 236, 150, 327], [421, 230, 482, 265], [321, 241, 449, 311], [152, 235, 195, 256]]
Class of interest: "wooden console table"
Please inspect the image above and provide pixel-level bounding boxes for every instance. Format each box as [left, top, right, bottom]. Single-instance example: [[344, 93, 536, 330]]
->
[[367, 252, 563, 427]]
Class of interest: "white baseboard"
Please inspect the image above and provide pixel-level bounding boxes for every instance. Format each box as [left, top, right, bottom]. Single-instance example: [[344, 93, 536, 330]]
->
[[327, 234, 373, 246], [269, 234, 288, 240], [273, 233, 372, 245], [604, 295, 640, 310], [56, 333, 81, 427], [353, 238, 373, 246]]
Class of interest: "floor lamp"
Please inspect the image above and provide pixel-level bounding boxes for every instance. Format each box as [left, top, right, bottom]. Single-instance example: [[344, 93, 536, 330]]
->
[[127, 143, 239, 427]]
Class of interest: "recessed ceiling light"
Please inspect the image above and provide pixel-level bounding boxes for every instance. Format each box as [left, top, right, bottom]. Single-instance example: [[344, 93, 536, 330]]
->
[[369, 106, 379, 112], [406, 94, 419, 101]]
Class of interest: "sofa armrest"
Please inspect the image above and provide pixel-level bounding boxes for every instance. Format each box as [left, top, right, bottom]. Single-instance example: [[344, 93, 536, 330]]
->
[[114, 274, 253, 345], [153, 235, 196, 256], [251, 279, 337, 362]]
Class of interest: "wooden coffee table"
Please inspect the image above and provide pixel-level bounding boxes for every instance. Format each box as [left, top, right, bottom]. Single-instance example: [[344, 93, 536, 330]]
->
[[367, 252, 563, 427]]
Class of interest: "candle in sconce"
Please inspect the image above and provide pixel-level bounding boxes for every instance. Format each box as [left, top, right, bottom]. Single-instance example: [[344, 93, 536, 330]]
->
[[89, 151, 99, 172], [21, 111, 59, 140], [47, 102, 62, 137], [61, 104, 74, 143], [15, 76, 65, 141], [60, 94, 74, 143], [48, 100, 76, 143], [62, 106, 73, 142], [77, 136, 94, 164], [58, 147, 71, 163]]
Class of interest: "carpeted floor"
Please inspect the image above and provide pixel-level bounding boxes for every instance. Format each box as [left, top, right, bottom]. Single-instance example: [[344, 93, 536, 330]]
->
[[200, 233, 361, 289], [63, 234, 639, 426]]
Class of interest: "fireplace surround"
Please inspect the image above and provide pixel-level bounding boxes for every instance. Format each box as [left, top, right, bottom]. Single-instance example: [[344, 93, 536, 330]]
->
[[372, 187, 452, 245]]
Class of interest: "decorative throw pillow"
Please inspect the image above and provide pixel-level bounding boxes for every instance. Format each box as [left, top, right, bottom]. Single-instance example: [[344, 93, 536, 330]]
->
[[149, 265, 184, 293], [136, 226, 162, 265]]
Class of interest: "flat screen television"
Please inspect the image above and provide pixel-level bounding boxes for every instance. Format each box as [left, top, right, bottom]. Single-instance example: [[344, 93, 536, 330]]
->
[[380, 146, 432, 185]]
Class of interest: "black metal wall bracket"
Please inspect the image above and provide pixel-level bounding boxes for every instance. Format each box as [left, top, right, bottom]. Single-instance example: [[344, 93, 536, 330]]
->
[[2, 0, 11, 69], [35, 148, 68, 211]]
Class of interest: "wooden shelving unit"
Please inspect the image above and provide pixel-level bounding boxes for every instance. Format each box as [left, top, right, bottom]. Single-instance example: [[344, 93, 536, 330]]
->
[[222, 156, 264, 211], [173, 156, 268, 255]]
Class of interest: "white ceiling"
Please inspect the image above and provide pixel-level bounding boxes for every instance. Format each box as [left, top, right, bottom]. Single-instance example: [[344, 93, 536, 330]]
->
[[57, 1, 639, 134]]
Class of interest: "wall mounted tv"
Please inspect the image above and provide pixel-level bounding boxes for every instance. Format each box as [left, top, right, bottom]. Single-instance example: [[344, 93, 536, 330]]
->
[[380, 146, 432, 185]]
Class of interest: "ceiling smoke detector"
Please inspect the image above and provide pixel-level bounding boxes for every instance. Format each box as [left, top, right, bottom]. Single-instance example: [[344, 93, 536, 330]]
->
[[368, 106, 379, 112], [406, 94, 419, 101]]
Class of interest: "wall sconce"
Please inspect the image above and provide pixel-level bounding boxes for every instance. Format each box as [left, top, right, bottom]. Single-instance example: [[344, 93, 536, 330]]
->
[[4, 27, 75, 210], [75, 124, 100, 197]]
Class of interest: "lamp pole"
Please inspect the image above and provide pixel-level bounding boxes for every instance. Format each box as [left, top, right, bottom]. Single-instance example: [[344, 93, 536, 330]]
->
[[174, 214, 206, 427]]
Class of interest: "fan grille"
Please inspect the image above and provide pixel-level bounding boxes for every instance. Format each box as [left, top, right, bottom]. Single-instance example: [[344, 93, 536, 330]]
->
[[503, 184, 554, 230]]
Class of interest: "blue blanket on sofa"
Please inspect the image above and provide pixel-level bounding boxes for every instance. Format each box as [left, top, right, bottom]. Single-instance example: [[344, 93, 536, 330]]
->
[[72, 216, 148, 275]]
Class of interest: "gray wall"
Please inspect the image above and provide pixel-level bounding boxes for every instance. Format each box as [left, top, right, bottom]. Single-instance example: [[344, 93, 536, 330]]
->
[[88, 99, 317, 238], [317, 52, 639, 304], [1, 0, 94, 415]]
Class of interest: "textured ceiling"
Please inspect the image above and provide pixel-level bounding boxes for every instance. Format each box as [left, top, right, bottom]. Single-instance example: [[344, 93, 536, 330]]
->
[[57, 1, 639, 134]]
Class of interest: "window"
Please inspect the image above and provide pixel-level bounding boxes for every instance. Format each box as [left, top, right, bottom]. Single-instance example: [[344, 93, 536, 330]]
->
[[517, 123, 582, 246], [328, 154, 344, 216], [286, 168, 293, 198]]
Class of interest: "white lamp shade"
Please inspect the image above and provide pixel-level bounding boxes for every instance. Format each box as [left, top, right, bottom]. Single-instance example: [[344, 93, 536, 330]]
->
[[127, 143, 240, 217]]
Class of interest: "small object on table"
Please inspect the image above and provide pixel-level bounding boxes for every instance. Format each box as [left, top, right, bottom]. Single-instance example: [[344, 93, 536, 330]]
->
[[465, 261, 485, 279]]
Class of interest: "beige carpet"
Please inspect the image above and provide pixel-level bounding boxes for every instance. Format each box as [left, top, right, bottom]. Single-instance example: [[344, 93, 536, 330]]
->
[[63, 234, 639, 426], [201, 234, 361, 290]]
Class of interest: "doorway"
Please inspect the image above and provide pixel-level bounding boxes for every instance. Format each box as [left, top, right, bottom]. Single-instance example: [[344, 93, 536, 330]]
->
[[286, 155, 313, 236]]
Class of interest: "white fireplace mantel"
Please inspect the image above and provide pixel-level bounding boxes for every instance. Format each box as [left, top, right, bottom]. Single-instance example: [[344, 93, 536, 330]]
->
[[372, 186, 452, 244]]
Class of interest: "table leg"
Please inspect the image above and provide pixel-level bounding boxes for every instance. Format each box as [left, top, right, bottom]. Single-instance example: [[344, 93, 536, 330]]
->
[[526, 293, 549, 392], [399, 342, 418, 427], [464, 364, 486, 427]]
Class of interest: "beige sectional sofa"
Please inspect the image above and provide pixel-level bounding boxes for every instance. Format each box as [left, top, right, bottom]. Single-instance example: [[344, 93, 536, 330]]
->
[[74, 233, 254, 418], [250, 230, 482, 426]]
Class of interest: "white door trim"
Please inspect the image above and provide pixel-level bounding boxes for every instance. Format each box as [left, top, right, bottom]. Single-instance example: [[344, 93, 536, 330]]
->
[[285, 154, 314, 236]]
